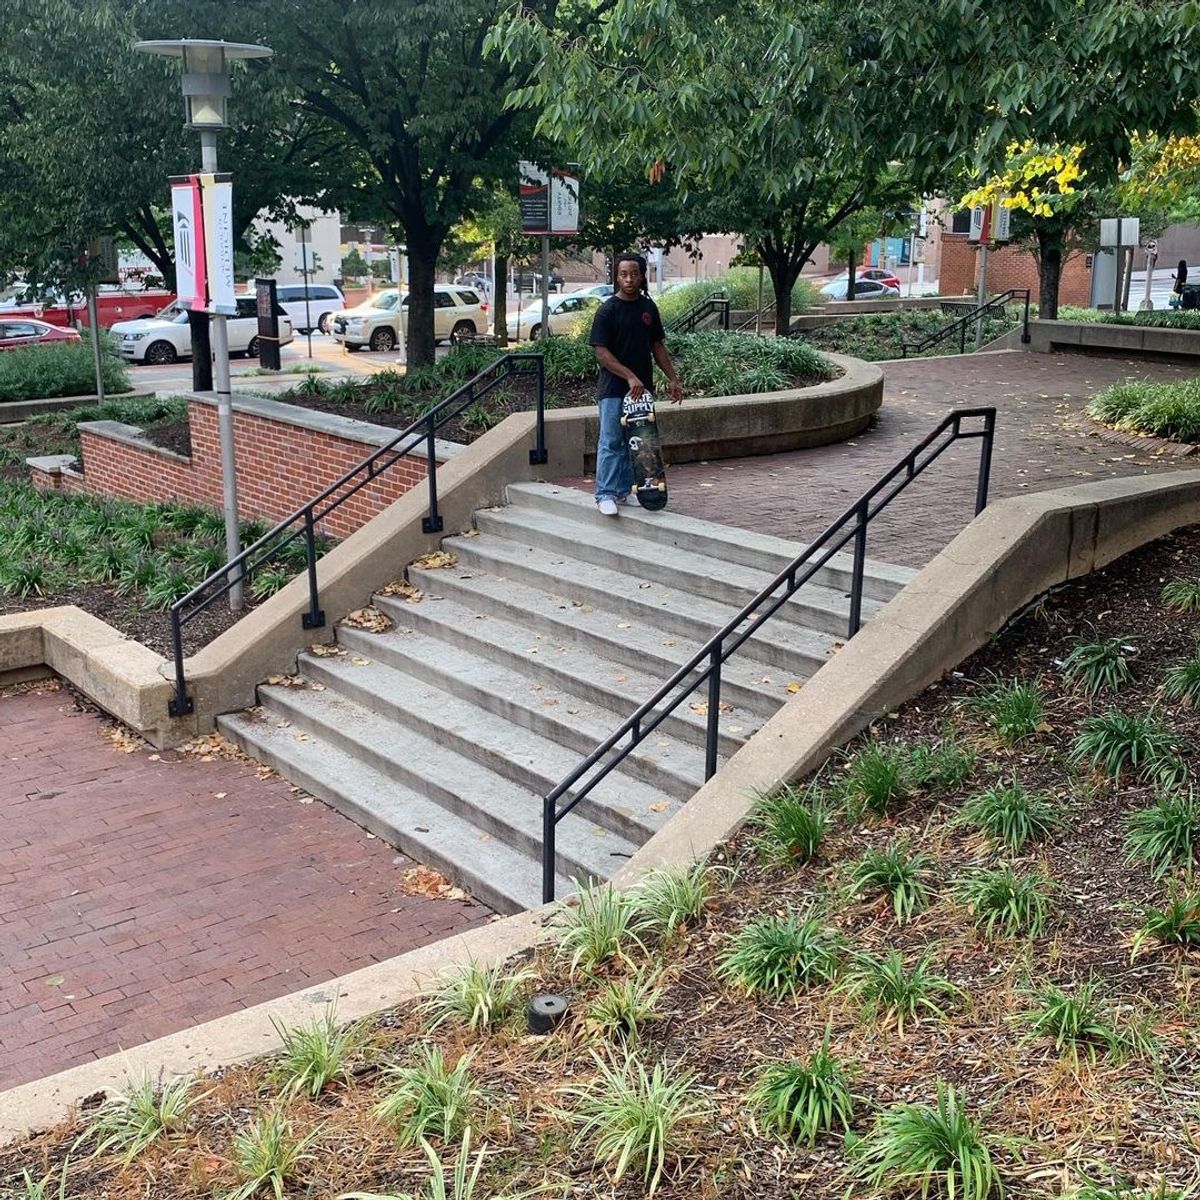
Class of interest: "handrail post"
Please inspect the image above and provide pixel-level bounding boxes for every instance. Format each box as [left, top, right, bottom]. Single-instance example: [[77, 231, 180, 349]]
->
[[704, 645, 723, 781], [529, 355, 548, 465], [848, 499, 869, 636], [301, 507, 325, 630], [167, 609, 193, 718], [542, 797, 557, 904], [721, 299, 730, 331], [959, 320, 966, 355], [975, 409, 996, 514], [1022, 289, 1031, 344], [422, 413, 443, 534]]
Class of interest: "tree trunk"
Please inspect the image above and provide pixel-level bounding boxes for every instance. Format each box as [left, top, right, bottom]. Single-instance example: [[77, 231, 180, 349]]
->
[[846, 248, 858, 301], [760, 245, 800, 336], [494, 255, 509, 347], [1034, 224, 1065, 319], [405, 236, 438, 367]]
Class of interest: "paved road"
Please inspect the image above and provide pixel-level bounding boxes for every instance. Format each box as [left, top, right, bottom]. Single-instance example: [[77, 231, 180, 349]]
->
[[0, 683, 489, 1089], [616, 351, 1198, 568]]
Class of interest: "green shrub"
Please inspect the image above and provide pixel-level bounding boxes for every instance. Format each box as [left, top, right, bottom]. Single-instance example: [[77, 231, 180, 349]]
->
[[747, 782, 830, 864], [585, 967, 665, 1042], [273, 1009, 365, 1097], [839, 949, 960, 1035], [802, 308, 1020, 361], [654, 268, 820, 325], [853, 1083, 1002, 1200], [839, 741, 912, 817], [716, 911, 840, 1000], [747, 1034, 858, 1146], [1104, 309, 1200, 330], [1163, 651, 1200, 706], [374, 1046, 481, 1147], [1161, 580, 1200, 614], [959, 778, 1063, 853], [958, 674, 1045, 745], [0, 336, 132, 403], [1132, 888, 1200, 957], [1087, 377, 1200, 443], [957, 865, 1051, 939], [848, 841, 934, 925], [1072, 711, 1188, 787], [1124, 790, 1200, 878], [1060, 634, 1136, 696], [74, 1072, 202, 1162], [421, 959, 533, 1032]]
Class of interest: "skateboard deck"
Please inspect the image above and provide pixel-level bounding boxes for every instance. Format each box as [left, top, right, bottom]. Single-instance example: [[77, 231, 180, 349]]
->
[[621, 391, 667, 511]]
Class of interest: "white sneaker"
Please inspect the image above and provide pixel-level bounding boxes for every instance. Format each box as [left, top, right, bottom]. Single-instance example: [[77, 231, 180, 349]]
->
[[596, 497, 619, 516]]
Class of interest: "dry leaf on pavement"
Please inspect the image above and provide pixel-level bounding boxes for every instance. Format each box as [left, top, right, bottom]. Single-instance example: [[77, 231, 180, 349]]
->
[[342, 606, 393, 633], [410, 550, 458, 570], [378, 579, 423, 602]]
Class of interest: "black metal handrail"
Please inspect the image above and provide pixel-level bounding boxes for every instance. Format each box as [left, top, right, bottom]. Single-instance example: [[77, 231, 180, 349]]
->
[[735, 302, 776, 333], [902, 289, 1032, 357], [541, 407, 997, 901], [667, 292, 732, 334], [166, 353, 546, 718]]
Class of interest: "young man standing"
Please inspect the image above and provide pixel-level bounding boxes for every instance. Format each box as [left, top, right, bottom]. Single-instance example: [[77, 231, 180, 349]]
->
[[588, 252, 683, 515]]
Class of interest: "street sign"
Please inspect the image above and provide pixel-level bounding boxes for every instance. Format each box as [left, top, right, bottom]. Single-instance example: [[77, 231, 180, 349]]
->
[[992, 200, 1012, 243], [87, 237, 120, 284], [1100, 217, 1140, 247], [519, 161, 581, 235], [968, 206, 989, 243]]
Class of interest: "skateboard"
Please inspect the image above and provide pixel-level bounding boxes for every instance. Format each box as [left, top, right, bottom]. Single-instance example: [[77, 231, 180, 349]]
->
[[621, 391, 667, 511]]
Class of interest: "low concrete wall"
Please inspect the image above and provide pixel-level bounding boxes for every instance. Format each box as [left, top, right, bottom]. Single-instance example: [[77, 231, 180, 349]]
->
[[1018, 319, 1200, 359], [6, 470, 1199, 1145], [0, 391, 155, 425]]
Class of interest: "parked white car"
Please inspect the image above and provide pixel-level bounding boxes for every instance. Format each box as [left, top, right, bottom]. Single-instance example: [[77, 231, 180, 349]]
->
[[506, 292, 601, 341], [330, 285, 487, 351], [564, 283, 615, 302], [112, 297, 294, 365], [274, 283, 345, 334]]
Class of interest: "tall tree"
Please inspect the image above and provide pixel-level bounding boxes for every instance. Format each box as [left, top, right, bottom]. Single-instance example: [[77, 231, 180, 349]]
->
[[0, 0, 349, 292], [255, 1, 572, 366]]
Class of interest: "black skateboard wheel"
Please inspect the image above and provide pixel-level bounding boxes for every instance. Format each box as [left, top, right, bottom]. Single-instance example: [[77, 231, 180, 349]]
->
[[527, 993, 569, 1034]]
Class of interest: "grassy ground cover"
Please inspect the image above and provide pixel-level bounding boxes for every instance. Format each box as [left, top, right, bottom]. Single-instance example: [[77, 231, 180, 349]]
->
[[7, 525, 1200, 1199], [1087, 377, 1200, 444], [799, 309, 1022, 361], [0, 338, 132, 403], [272, 332, 837, 441], [653, 270, 821, 325], [0, 396, 187, 472], [0, 480, 314, 654]]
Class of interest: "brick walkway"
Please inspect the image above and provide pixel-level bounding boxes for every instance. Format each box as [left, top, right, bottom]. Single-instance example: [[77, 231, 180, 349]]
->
[[0, 684, 489, 1090], [564, 351, 1199, 568]]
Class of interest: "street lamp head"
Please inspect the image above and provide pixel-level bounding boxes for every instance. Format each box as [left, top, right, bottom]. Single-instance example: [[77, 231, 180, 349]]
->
[[134, 38, 273, 130]]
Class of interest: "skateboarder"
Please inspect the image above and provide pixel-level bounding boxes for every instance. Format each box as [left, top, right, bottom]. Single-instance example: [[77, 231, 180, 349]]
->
[[588, 252, 683, 515]]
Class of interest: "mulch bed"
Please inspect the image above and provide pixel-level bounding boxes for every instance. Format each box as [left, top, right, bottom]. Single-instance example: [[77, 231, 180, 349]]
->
[[5, 525, 1200, 1197]]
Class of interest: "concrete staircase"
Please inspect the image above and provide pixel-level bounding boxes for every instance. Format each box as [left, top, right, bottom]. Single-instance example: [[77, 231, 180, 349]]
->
[[218, 482, 914, 913]]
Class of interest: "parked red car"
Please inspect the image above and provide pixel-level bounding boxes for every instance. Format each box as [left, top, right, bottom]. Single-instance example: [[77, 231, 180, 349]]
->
[[858, 267, 902, 290], [0, 318, 82, 351]]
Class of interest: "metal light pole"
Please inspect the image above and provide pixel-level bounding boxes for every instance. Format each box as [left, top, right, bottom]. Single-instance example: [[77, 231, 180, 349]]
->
[[134, 39, 273, 612], [1139, 239, 1158, 312]]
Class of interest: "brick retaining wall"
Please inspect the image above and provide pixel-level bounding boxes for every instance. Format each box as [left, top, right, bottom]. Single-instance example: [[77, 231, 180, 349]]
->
[[939, 233, 1093, 307], [30, 395, 434, 540]]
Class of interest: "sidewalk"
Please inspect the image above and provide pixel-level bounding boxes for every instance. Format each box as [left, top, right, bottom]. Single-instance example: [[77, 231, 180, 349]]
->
[[0, 683, 489, 1089], [615, 351, 1196, 567]]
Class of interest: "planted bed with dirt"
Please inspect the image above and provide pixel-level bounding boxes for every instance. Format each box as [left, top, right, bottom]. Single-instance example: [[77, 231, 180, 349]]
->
[[6, 524, 1200, 1199]]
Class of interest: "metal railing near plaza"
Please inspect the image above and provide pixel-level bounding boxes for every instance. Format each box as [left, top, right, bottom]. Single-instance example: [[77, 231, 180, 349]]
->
[[735, 303, 777, 333], [166, 352, 546, 718], [666, 292, 732, 334], [540, 406, 997, 902], [902, 289, 1032, 357]]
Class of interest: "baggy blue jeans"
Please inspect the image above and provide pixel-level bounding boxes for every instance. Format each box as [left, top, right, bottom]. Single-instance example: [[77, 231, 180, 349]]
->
[[594, 395, 633, 501]]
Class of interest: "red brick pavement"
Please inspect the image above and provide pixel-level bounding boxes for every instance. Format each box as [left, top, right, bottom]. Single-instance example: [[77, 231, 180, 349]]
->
[[561, 350, 1200, 567], [0, 684, 489, 1090]]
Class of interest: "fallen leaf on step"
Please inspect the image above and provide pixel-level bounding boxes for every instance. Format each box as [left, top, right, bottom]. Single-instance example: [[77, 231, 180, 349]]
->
[[760, 676, 773, 684], [265, 673, 304, 687], [410, 549, 458, 570], [295, 732, 311, 741], [308, 682, 326, 691], [214, 792, 227, 799], [378, 579, 423, 602], [729, 726, 743, 733], [567, 708, 580, 715], [649, 801, 670, 812], [310, 643, 345, 656], [459, 529, 480, 538], [699, 482, 714, 488], [342, 606, 393, 633], [617, 622, 631, 630], [786, 681, 802, 694], [542, 699, 558, 707], [691, 700, 734, 716], [351, 656, 371, 666], [638, 582, 651, 589], [527, 647, 539, 654], [662, 639, 675, 647]]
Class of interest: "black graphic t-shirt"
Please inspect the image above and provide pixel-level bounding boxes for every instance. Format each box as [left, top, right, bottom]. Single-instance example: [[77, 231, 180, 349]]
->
[[588, 294, 666, 400]]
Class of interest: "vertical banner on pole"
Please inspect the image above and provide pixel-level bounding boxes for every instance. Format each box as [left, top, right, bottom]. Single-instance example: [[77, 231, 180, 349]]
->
[[170, 173, 235, 315]]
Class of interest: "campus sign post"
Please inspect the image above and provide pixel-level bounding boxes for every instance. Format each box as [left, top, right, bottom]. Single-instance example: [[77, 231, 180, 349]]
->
[[134, 39, 274, 612], [519, 162, 581, 340]]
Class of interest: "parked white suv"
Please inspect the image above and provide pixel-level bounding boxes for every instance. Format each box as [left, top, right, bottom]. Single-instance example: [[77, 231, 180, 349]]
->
[[274, 283, 345, 334], [330, 286, 487, 351], [112, 297, 294, 365]]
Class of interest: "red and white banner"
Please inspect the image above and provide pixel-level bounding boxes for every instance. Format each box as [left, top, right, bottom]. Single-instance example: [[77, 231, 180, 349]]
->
[[170, 173, 236, 315]]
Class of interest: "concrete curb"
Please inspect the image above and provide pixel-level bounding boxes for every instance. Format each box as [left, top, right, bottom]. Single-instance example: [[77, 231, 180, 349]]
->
[[3, 469, 1199, 1145], [0, 391, 154, 425]]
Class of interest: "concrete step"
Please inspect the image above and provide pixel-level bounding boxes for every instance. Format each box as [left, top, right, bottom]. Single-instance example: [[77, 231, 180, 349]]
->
[[266, 657, 682, 846], [430, 535, 840, 680], [470, 505, 880, 638], [217, 709, 573, 914], [364, 593, 765, 752], [317, 627, 717, 799], [505, 481, 915, 603], [240, 679, 644, 883]]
